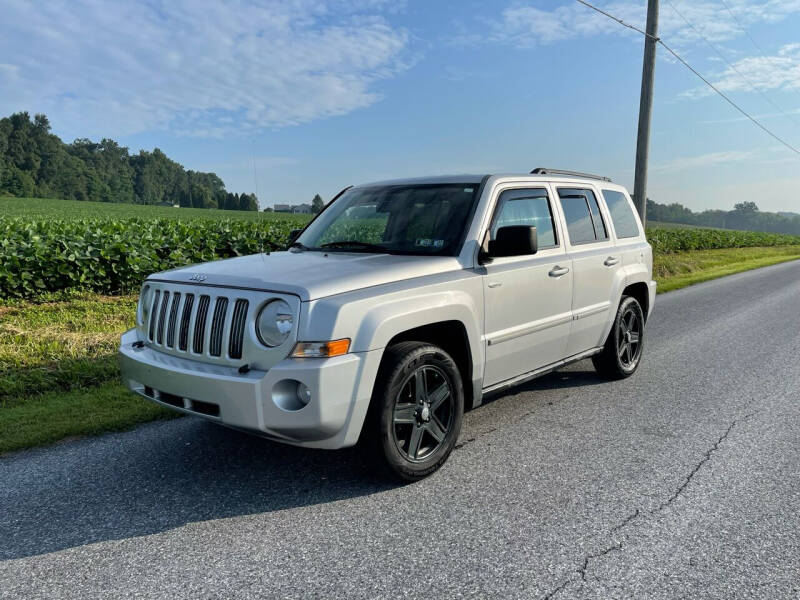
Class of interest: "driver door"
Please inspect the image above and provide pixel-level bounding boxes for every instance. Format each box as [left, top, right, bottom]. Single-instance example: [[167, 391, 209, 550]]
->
[[482, 186, 574, 388]]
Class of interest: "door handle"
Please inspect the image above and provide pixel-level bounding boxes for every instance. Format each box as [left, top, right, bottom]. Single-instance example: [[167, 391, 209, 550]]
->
[[549, 265, 570, 278], [487, 282, 502, 288], [604, 256, 620, 267]]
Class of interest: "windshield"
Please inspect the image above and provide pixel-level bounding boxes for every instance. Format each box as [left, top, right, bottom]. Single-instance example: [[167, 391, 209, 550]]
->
[[295, 183, 481, 256]]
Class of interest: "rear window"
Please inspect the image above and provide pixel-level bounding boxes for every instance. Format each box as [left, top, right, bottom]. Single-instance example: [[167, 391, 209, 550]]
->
[[557, 188, 609, 245], [602, 189, 641, 239]]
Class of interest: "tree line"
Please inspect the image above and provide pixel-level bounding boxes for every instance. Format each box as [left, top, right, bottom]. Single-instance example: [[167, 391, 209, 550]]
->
[[0, 112, 257, 211], [646, 198, 800, 235]]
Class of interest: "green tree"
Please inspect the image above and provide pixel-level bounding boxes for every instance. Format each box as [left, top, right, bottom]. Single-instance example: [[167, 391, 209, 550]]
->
[[733, 201, 759, 213], [312, 193, 324, 213]]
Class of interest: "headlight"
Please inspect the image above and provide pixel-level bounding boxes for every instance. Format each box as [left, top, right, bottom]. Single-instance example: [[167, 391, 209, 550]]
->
[[138, 285, 152, 325], [256, 299, 294, 347]]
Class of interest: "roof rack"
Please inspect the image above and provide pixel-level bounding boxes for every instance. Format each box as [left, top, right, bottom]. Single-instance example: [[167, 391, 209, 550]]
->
[[530, 168, 612, 182]]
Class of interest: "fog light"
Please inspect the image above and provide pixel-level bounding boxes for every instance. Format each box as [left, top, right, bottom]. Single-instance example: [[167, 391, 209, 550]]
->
[[296, 382, 312, 406], [272, 379, 311, 412]]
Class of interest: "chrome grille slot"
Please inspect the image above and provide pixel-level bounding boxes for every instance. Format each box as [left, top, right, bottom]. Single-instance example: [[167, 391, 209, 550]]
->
[[209, 297, 229, 357], [228, 299, 249, 359], [178, 294, 194, 351], [156, 291, 170, 345], [148, 289, 161, 341], [193, 295, 211, 354], [165, 292, 181, 348]]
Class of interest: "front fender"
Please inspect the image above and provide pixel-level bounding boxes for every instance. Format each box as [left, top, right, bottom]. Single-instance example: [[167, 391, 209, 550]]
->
[[299, 275, 485, 405]]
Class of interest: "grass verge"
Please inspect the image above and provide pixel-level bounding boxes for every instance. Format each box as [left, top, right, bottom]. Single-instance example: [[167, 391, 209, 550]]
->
[[654, 245, 800, 292], [1, 245, 799, 455], [0, 293, 136, 404], [0, 380, 176, 455]]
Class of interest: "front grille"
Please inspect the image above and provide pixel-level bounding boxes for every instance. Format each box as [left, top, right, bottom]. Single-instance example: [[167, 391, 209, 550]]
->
[[156, 290, 170, 344], [209, 297, 229, 357], [165, 292, 181, 348], [178, 294, 194, 351], [193, 295, 211, 354], [228, 299, 249, 359], [145, 287, 250, 362]]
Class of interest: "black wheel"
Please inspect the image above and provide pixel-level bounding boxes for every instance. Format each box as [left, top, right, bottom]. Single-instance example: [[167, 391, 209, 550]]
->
[[592, 296, 645, 380], [365, 342, 464, 481]]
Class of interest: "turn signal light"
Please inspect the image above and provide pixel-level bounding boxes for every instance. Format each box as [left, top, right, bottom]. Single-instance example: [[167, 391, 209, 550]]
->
[[291, 339, 350, 358]]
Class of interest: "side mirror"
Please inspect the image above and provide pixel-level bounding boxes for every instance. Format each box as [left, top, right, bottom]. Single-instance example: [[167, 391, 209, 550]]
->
[[288, 229, 303, 244], [488, 226, 538, 258]]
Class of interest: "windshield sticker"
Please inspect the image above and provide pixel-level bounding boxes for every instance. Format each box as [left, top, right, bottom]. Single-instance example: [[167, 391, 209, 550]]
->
[[415, 239, 445, 248], [464, 188, 474, 193]]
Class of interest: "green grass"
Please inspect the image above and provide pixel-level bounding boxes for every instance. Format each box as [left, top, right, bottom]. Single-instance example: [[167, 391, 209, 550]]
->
[[0, 196, 311, 221], [0, 380, 177, 455], [654, 245, 800, 292], [0, 293, 135, 404]]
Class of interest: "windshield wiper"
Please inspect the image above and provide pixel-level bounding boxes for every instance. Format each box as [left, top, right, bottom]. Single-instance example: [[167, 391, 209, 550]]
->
[[288, 241, 312, 251], [319, 240, 388, 252]]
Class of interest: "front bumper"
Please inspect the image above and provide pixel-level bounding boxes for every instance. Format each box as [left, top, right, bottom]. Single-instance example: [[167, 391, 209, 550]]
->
[[119, 329, 381, 449]]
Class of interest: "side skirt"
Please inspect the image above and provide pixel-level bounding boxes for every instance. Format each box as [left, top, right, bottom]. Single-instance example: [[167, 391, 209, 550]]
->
[[479, 347, 604, 398]]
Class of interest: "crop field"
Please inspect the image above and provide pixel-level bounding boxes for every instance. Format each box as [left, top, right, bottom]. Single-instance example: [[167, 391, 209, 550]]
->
[[3, 196, 800, 454], [0, 197, 312, 222]]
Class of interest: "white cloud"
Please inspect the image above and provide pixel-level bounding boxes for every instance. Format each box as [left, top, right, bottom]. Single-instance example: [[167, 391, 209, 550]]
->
[[652, 149, 758, 171], [483, 0, 800, 47], [0, 0, 410, 138], [697, 44, 800, 94], [652, 146, 793, 171]]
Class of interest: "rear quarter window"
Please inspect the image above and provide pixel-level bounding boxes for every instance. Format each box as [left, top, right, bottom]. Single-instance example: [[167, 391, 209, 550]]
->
[[602, 190, 641, 239]]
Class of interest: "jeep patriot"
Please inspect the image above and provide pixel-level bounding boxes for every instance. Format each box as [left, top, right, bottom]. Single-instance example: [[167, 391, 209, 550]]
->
[[119, 169, 656, 479]]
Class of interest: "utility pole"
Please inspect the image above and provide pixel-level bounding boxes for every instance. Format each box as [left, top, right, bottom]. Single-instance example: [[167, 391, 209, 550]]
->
[[633, 0, 659, 225]]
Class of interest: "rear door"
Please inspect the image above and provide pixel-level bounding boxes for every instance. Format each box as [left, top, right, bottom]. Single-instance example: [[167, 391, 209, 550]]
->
[[556, 186, 620, 357], [482, 185, 573, 387]]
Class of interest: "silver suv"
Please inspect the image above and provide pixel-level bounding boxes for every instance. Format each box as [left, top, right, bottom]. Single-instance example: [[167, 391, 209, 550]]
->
[[120, 169, 656, 480]]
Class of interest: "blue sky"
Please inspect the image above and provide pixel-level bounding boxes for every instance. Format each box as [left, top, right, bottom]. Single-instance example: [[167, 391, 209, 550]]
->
[[2, 0, 799, 211]]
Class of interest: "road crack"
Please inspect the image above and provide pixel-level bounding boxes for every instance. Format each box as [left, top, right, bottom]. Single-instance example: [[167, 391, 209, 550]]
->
[[657, 411, 756, 511], [540, 410, 758, 598]]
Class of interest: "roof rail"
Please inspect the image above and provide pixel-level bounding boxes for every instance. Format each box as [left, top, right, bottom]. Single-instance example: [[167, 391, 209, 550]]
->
[[530, 168, 612, 182]]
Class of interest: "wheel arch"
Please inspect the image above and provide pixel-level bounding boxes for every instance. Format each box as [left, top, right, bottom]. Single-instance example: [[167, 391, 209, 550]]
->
[[383, 320, 478, 410], [622, 281, 650, 323]]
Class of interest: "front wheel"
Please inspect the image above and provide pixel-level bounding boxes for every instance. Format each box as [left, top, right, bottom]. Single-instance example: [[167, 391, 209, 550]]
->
[[366, 342, 464, 481], [592, 296, 645, 379]]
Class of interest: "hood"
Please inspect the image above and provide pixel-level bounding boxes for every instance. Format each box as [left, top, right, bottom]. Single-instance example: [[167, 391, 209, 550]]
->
[[149, 251, 463, 301]]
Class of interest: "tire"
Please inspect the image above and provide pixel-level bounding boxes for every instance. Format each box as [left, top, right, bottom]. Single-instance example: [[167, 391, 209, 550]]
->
[[592, 295, 646, 380], [365, 341, 464, 481]]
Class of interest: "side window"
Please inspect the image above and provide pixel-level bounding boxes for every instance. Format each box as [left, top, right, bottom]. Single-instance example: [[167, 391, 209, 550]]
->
[[602, 189, 640, 238], [491, 188, 557, 249], [558, 188, 609, 245]]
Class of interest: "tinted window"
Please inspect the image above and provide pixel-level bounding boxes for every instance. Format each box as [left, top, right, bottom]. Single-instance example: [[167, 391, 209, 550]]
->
[[558, 188, 609, 245], [491, 188, 557, 248], [602, 189, 640, 238]]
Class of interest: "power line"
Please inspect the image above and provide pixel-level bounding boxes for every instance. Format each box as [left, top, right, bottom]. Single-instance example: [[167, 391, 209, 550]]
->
[[717, 0, 800, 105], [666, 0, 799, 126], [573, 0, 800, 156]]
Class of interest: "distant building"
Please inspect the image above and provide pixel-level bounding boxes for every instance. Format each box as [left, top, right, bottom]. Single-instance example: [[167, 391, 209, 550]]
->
[[274, 203, 313, 213]]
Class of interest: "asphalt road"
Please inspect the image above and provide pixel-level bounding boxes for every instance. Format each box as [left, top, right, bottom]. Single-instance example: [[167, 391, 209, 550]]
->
[[2, 261, 800, 599]]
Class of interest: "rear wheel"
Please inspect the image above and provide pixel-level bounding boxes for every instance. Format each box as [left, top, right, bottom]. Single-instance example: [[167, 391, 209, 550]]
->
[[592, 296, 645, 379], [366, 342, 464, 481]]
